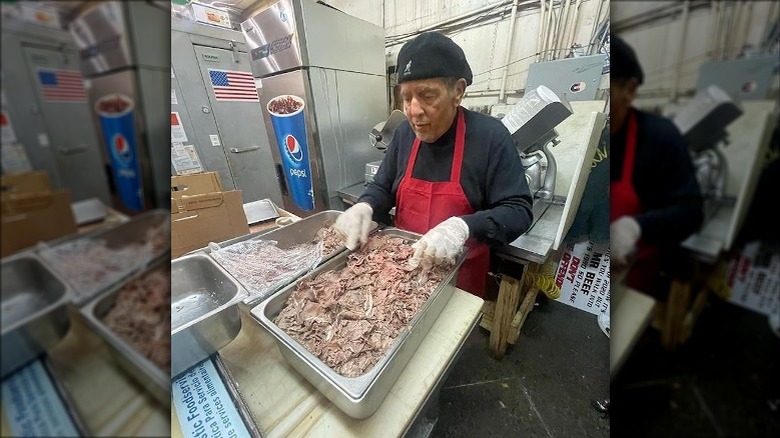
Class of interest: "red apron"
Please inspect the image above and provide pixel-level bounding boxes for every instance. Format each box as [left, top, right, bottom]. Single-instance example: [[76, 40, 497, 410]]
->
[[395, 107, 491, 297], [610, 110, 659, 292]]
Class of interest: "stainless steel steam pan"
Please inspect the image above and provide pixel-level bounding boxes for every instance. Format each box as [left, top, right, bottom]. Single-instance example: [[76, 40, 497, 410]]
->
[[1, 253, 72, 378], [38, 209, 170, 306], [171, 253, 244, 379], [79, 254, 171, 407], [249, 228, 466, 419]]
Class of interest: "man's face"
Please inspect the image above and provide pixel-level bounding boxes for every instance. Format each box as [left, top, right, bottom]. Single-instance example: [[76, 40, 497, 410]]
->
[[400, 78, 465, 143], [610, 77, 638, 134]]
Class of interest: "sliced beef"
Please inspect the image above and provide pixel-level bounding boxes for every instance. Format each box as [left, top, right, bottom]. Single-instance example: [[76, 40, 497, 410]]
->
[[101, 268, 171, 371], [274, 235, 452, 378]]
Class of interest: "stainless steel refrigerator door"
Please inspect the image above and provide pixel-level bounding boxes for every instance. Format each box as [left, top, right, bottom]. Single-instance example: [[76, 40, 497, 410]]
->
[[241, 0, 304, 78], [22, 45, 111, 205], [0, 33, 62, 187], [85, 70, 154, 212], [135, 66, 173, 210], [170, 30, 235, 191], [68, 1, 134, 76], [193, 44, 282, 206], [308, 67, 386, 205], [258, 69, 327, 217]]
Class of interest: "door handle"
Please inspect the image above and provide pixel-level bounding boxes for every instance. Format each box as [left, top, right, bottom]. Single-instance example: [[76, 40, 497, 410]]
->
[[275, 163, 288, 196], [59, 146, 88, 155], [229, 146, 261, 153]]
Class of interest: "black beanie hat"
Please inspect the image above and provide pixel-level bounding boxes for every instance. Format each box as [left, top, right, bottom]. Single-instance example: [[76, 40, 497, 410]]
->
[[397, 32, 473, 85], [611, 34, 644, 85]]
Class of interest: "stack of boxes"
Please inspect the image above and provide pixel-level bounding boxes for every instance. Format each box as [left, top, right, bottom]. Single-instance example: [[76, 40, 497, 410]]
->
[[1, 171, 77, 257], [170, 171, 249, 258]]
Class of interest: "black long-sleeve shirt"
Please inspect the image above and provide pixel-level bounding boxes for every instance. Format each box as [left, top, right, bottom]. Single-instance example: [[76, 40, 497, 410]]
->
[[611, 108, 704, 245], [358, 107, 533, 247]]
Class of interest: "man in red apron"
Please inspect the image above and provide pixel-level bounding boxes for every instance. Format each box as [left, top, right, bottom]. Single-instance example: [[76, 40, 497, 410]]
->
[[335, 32, 534, 298], [609, 35, 704, 294]]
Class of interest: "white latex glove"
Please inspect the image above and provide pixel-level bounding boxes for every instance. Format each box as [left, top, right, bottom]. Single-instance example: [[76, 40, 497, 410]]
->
[[333, 202, 373, 250], [408, 217, 469, 268], [610, 216, 641, 269]]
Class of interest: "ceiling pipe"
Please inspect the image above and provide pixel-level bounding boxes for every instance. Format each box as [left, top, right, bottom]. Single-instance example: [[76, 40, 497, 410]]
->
[[739, 1, 753, 55], [542, 0, 555, 61], [588, 0, 605, 55], [709, 0, 720, 60], [718, 0, 728, 60], [549, 0, 563, 60], [499, 0, 520, 102], [763, 1, 778, 52], [670, 0, 691, 102], [537, 0, 547, 62], [557, 0, 572, 59], [566, 0, 583, 51]]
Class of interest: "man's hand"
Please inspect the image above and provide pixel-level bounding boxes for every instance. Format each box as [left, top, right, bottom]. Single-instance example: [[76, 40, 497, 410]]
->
[[334, 202, 373, 250], [408, 217, 469, 268], [610, 216, 641, 271]]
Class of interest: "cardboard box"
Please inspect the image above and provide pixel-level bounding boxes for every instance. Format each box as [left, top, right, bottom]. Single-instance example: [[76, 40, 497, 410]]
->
[[1, 171, 54, 215], [1, 189, 77, 258], [1, 171, 51, 195], [171, 172, 249, 258]]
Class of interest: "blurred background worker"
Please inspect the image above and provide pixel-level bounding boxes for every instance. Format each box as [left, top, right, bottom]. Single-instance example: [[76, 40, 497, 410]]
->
[[609, 34, 704, 295], [335, 32, 534, 298]]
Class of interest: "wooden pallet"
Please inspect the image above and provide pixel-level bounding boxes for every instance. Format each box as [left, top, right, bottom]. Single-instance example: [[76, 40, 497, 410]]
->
[[480, 274, 539, 359]]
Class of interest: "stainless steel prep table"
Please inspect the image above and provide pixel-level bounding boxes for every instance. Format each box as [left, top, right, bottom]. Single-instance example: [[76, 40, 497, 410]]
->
[[0, 308, 169, 436], [172, 290, 484, 437]]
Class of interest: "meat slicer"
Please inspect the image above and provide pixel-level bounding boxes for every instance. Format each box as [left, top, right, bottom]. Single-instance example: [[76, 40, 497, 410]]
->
[[501, 85, 574, 201], [365, 109, 406, 184], [672, 85, 742, 212]]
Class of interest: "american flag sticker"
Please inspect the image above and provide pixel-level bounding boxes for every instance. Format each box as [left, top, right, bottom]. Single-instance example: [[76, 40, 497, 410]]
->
[[208, 68, 259, 102], [37, 69, 87, 102]]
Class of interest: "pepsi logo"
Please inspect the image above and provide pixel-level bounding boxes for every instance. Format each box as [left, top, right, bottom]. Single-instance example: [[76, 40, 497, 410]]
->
[[570, 81, 586, 93], [285, 134, 304, 162], [112, 133, 132, 163]]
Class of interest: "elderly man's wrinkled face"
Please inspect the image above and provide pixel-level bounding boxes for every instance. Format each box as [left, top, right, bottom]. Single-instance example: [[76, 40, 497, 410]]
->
[[400, 78, 466, 143], [610, 77, 639, 135]]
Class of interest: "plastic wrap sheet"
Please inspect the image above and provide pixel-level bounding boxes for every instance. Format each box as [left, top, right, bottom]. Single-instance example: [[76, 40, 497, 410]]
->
[[38, 239, 154, 301], [210, 239, 324, 303]]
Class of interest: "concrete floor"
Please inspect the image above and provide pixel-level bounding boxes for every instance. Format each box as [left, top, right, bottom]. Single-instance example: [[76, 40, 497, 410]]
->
[[611, 298, 780, 438], [429, 296, 610, 437]]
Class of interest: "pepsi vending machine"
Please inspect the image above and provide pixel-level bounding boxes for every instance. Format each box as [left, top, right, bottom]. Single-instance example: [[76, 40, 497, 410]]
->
[[241, 0, 387, 217], [69, 1, 170, 213]]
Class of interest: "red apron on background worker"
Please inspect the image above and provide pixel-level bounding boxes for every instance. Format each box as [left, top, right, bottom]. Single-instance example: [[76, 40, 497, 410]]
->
[[609, 35, 704, 294], [335, 32, 533, 298]]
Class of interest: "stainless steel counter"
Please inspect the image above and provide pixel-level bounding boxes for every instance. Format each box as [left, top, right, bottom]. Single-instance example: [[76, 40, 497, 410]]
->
[[337, 182, 365, 205], [681, 199, 735, 264], [499, 199, 564, 265]]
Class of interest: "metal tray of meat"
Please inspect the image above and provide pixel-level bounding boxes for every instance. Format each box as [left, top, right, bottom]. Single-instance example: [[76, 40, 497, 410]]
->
[[37, 209, 171, 306], [171, 253, 244, 378], [1, 253, 72, 378], [202, 210, 380, 307], [78, 254, 171, 407], [249, 228, 467, 419]]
